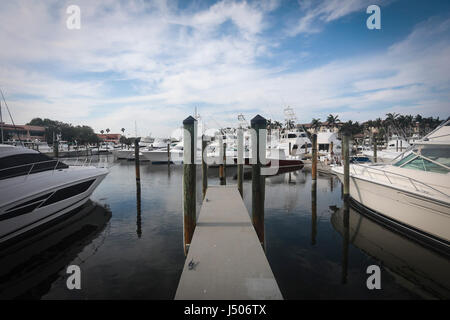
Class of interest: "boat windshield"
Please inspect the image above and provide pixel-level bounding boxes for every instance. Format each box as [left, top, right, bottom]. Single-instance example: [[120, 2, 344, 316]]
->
[[0, 153, 68, 180], [393, 145, 450, 174]]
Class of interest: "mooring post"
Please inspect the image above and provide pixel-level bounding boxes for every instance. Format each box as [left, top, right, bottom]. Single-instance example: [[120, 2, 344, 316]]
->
[[202, 135, 208, 200], [289, 142, 292, 156], [134, 138, 140, 184], [54, 140, 59, 158], [237, 128, 244, 198], [136, 179, 142, 238], [220, 142, 227, 185], [311, 134, 317, 180], [218, 135, 224, 183], [183, 116, 197, 255], [251, 115, 266, 246], [167, 142, 171, 165], [373, 137, 377, 163], [400, 140, 403, 152], [343, 134, 350, 200], [396, 139, 399, 152]]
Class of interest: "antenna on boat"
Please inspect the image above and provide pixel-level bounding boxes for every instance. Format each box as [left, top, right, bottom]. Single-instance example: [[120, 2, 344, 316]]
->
[[284, 106, 297, 129], [237, 114, 248, 128]]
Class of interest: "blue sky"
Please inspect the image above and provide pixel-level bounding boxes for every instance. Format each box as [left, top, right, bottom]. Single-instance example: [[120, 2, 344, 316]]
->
[[0, 0, 449, 137]]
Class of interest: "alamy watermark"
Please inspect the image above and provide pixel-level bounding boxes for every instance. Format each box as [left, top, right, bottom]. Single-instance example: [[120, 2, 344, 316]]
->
[[366, 265, 381, 290], [366, 5, 381, 30], [66, 5, 81, 30], [66, 265, 81, 290]]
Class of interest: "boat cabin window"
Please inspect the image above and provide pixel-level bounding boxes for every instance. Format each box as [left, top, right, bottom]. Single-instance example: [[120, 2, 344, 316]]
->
[[394, 146, 450, 174], [0, 153, 68, 180], [288, 134, 297, 139]]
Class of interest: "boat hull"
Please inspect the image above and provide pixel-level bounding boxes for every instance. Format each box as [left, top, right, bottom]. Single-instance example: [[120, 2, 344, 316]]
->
[[334, 171, 450, 244], [0, 167, 108, 243]]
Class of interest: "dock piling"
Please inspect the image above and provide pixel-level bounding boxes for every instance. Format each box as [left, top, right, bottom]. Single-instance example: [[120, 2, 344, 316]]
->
[[202, 135, 208, 199], [167, 142, 171, 165], [220, 142, 227, 185], [134, 138, 140, 184], [251, 115, 266, 246], [342, 134, 350, 199], [183, 116, 197, 255], [237, 128, 244, 198], [373, 137, 377, 163], [311, 134, 317, 180]]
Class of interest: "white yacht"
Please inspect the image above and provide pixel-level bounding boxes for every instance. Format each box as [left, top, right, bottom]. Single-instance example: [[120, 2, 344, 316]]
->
[[141, 141, 185, 164], [0, 144, 108, 243], [139, 136, 154, 149], [112, 148, 135, 160], [272, 128, 312, 158], [332, 120, 450, 245]]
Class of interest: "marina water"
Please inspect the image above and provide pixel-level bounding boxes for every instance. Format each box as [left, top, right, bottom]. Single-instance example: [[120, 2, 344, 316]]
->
[[1, 155, 448, 299]]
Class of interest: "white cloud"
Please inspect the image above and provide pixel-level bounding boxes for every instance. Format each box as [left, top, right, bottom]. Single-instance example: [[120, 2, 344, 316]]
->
[[288, 0, 392, 36], [0, 0, 448, 137]]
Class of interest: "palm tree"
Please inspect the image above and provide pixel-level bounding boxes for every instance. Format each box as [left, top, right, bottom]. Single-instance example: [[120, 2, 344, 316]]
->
[[106, 128, 110, 134], [326, 114, 340, 132], [311, 118, 321, 133], [100, 130, 104, 134]]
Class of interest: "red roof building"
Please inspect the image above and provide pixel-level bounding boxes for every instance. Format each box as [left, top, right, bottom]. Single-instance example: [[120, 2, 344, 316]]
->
[[97, 133, 122, 144]]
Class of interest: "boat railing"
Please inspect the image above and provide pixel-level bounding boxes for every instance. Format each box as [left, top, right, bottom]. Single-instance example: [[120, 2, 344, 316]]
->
[[350, 162, 449, 199], [0, 156, 108, 181]]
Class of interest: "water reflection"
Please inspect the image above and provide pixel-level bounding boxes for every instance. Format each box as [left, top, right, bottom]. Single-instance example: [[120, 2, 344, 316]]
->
[[311, 181, 317, 246], [0, 201, 111, 299], [331, 205, 450, 298], [136, 181, 142, 238]]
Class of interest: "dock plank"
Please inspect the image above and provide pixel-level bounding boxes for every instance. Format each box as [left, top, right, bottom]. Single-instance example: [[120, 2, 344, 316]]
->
[[175, 186, 283, 300]]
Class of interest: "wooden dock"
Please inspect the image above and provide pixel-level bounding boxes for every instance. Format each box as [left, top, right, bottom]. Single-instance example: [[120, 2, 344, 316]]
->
[[175, 185, 283, 300]]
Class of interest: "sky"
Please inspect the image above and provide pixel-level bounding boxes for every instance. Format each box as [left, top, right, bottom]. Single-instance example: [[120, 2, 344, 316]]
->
[[0, 0, 449, 137]]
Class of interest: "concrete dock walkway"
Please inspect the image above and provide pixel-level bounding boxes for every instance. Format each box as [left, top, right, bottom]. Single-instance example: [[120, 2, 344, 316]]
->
[[175, 185, 283, 300]]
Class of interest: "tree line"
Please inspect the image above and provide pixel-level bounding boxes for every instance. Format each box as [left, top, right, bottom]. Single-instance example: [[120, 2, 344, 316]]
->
[[27, 118, 101, 145]]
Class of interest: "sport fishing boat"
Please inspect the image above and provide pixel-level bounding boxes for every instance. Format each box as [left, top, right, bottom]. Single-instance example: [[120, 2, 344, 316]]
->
[[332, 120, 450, 246], [141, 141, 186, 164], [0, 144, 108, 243]]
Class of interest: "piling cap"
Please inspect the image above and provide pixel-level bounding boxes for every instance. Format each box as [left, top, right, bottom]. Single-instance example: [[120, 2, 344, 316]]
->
[[183, 116, 197, 125], [251, 114, 267, 126]]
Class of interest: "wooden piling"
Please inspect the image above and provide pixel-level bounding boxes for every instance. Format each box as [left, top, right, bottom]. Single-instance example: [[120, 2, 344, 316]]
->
[[218, 136, 224, 183], [54, 140, 59, 158], [220, 142, 227, 185], [289, 142, 292, 156], [136, 180, 142, 238], [237, 128, 244, 198], [373, 137, 377, 163], [311, 134, 317, 180], [134, 138, 140, 184], [396, 139, 399, 152], [251, 115, 266, 246], [202, 136, 208, 200], [167, 142, 171, 165], [400, 140, 403, 152], [342, 134, 350, 199], [183, 116, 197, 255]]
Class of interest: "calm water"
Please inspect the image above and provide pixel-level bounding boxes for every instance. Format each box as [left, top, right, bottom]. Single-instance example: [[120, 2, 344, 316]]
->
[[1, 155, 449, 299]]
